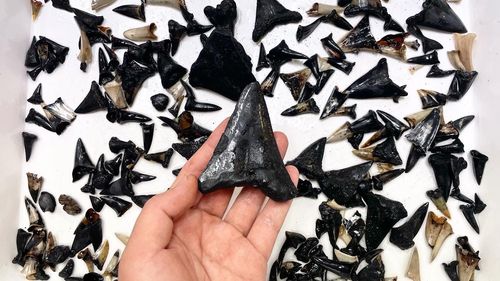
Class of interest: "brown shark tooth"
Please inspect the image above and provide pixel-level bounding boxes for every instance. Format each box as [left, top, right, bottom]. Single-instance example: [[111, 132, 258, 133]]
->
[[456, 236, 480, 281], [124, 23, 158, 41], [279, 68, 312, 101], [281, 99, 320, 117], [326, 121, 353, 143], [338, 15, 378, 53], [27, 173, 43, 203], [376, 33, 408, 61], [425, 211, 453, 261], [417, 89, 447, 109], [427, 189, 451, 218], [352, 137, 402, 165], [406, 247, 421, 281]]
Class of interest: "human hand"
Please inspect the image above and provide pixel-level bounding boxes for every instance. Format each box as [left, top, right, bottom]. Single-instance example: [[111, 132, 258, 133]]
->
[[120, 119, 299, 281]]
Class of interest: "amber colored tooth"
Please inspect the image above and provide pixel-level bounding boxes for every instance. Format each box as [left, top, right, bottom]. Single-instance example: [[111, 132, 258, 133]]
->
[[306, 3, 344, 16], [124, 23, 158, 42], [406, 247, 421, 281]]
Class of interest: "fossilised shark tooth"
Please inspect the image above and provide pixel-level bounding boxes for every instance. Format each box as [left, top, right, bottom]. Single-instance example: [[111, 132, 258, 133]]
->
[[363, 192, 407, 251], [333, 104, 357, 119], [92, 0, 117, 11], [198, 82, 298, 201], [344, 58, 408, 101], [158, 111, 212, 142], [43, 97, 76, 123], [297, 179, 321, 199], [267, 40, 308, 66], [98, 48, 114, 86], [103, 79, 127, 109], [168, 20, 187, 56], [376, 33, 408, 61], [279, 68, 312, 100], [106, 98, 152, 124], [150, 93, 169, 111], [31, 0, 43, 21], [256, 43, 270, 71], [281, 99, 320, 117], [406, 247, 421, 281], [427, 189, 451, 218], [178, 0, 213, 36], [71, 209, 102, 254], [72, 138, 95, 182], [27, 173, 43, 203], [456, 237, 480, 281], [27, 83, 43, 105], [113, 3, 146, 22], [350, 110, 384, 135], [453, 33, 476, 72], [406, 0, 467, 33], [124, 23, 158, 41], [338, 15, 378, 53], [58, 260, 74, 278], [76, 81, 108, 114], [103, 154, 122, 176], [22, 132, 38, 161], [118, 59, 156, 105], [93, 240, 109, 270], [324, 9, 353, 30], [252, 0, 302, 42], [327, 121, 353, 143], [101, 196, 132, 217], [473, 194, 486, 214], [144, 148, 174, 168], [460, 204, 479, 234], [25, 108, 54, 133], [390, 203, 429, 250], [343, 0, 404, 32], [427, 64, 456, 78], [140, 123, 154, 153], [296, 17, 324, 42], [425, 211, 453, 261], [407, 24, 443, 54], [306, 3, 344, 16], [76, 22, 92, 72], [182, 80, 221, 112], [430, 138, 464, 154], [447, 70, 478, 101], [450, 187, 474, 204], [168, 83, 185, 117], [352, 137, 402, 165], [443, 261, 459, 281], [260, 67, 280, 97], [376, 110, 410, 139], [52, 0, 73, 12], [286, 138, 326, 180], [407, 50, 440, 65], [89, 195, 104, 212], [417, 89, 447, 109], [406, 108, 441, 153], [429, 153, 455, 201], [172, 136, 208, 160], [325, 57, 356, 75], [321, 34, 346, 60]]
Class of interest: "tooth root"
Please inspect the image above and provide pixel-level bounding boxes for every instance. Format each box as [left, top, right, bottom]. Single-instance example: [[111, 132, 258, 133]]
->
[[406, 247, 421, 281], [352, 147, 374, 161], [124, 23, 158, 41], [327, 122, 353, 143], [307, 3, 344, 16], [431, 221, 453, 261], [453, 33, 476, 72], [77, 27, 92, 72], [92, 0, 117, 11], [456, 240, 480, 281], [93, 240, 109, 270]]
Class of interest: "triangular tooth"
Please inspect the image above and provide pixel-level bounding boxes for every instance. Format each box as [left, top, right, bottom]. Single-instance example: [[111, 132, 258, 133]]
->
[[427, 64, 456, 78], [256, 42, 270, 71], [442, 261, 459, 281], [406, 0, 467, 33], [168, 20, 187, 56], [260, 67, 280, 97], [321, 33, 346, 60], [327, 121, 353, 143], [296, 17, 324, 42], [252, 0, 302, 42], [460, 204, 480, 234], [406, 247, 421, 281], [43, 97, 77, 123], [27, 83, 44, 104], [407, 24, 443, 54], [22, 132, 38, 161], [456, 237, 480, 281], [324, 10, 352, 31], [338, 15, 378, 53], [470, 149, 488, 185], [390, 203, 429, 250], [182, 80, 221, 112], [129, 170, 156, 184], [144, 149, 174, 168], [286, 138, 326, 180], [281, 99, 319, 117], [279, 68, 312, 101], [172, 136, 208, 160], [118, 59, 156, 105], [376, 33, 408, 61], [407, 50, 440, 65], [427, 189, 451, 218], [350, 110, 384, 134], [104, 79, 128, 109], [131, 195, 155, 208], [113, 3, 146, 21], [267, 40, 308, 65], [473, 194, 486, 214], [93, 240, 109, 270], [89, 195, 104, 212], [447, 70, 478, 100], [76, 81, 108, 114], [140, 123, 154, 153], [431, 220, 453, 261], [72, 138, 95, 182], [199, 82, 298, 201], [417, 89, 447, 109], [320, 86, 347, 119], [406, 108, 441, 153], [101, 196, 132, 217]]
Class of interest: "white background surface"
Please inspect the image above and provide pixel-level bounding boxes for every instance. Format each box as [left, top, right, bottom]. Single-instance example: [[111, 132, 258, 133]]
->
[[1, 0, 499, 280]]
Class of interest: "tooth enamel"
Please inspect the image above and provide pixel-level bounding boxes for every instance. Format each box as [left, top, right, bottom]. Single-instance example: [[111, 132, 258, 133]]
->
[[453, 33, 476, 72], [92, 0, 117, 11], [407, 247, 421, 281], [124, 23, 158, 41], [77, 28, 92, 72], [307, 3, 344, 16]]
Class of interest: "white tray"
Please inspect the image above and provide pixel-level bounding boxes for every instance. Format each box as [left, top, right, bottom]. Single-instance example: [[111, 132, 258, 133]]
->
[[1, 0, 499, 279]]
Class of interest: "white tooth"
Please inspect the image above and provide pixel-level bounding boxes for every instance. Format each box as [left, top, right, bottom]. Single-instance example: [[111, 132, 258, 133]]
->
[[334, 249, 359, 264], [306, 3, 344, 16], [115, 232, 130, 245], [404, 108, 434, 128], [94, 240, 110, 269], [146, 0, 183, 8], [406, 247, 421, 281], [124, 23, 158, 42], [453, 33, 476, 72], [431, 220, 453, 261], [91, 0, 117, 11], [104, 80, 128, 109], [409, 65, 424, 74], [327, 121, 353, 143], [44, 98, 77, 122], [448, 50, 466, 71], [338, 224, 352, 245], [326, 198, 347, 210], [104, 250, 120, 278], [77, 28, 92, 70], [318, 57, 334, 72]]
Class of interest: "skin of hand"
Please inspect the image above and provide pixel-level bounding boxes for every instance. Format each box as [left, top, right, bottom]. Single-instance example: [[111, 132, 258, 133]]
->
[[120, 118, 299, 281]]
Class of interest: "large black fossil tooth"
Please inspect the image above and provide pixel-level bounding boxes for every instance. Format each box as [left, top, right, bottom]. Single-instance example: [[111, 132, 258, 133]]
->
[[286, 138, 326, 180], [28, 83, 43, 104], [325, 57, 355, 75], [140, 123, 154, 153], [318, 161, 372, 206], [447, 70, 478, 101], [430, 138, 464, 154], [406, 0, 467, 33], [159, 111, 212, 142], [321, 33, 346, 60], [72, 138, 95, 182], [189, 29, 255, 101], [22, 132, 38, 161], [101, 196, 132, 217], [182, 81, 221, 112], [150, 93, 169, 112], [324, 9, 353, 30], [389, 202, 429, 250], [281, 99, 320, 117], [58, 259, 74, 278], [256, 43, 270, 71], [311, 256, 356, 278], [350, 110, 384, 135], [450, 187, 474, 204], [280, 68, 312, 100], [429, 153, 455, 201], [75, 81, 107, 114], [172, 136, 208, 160], [113, 3, 145, 21], [450, 157, 467, 188], [131, 195, 155, 208], [277, 231, 306, 264], [204, 0, 238, 34], [407, 24, 443, 54], [406, 108, 440, 153], [98, 49, 114, 86], [252, 0, 302, 42], [267, 40, 308, 66], [353, 137, 402, 165], [344, 58, 408, 101], [168, 20, 187, 56], [363, 192, 407, 250], [59, 194, 82, 215], [460, 204, 479, 234], [297, 179, 321, 199], [427, 189, 451, 218], [338, 15, 378, 53], [417, 89, 447, 109], [427, 64, 456, 78], [25, 108, 54, 132], [296, 17, 324, 42], [320, 86, 347, 120], [89, 195, 104, 212], [158, 51, 187, 90], [71, 209, 102, 254], [198, 83, 297, 201], [117, 60, 156, 105], [144, 148, 174, 168], [376, 110, 409, 140], [52, 0, 73, 12], [26, 172, 43, 203], [39, 191, 56, 213], [473, 194, 486, 214], [407, 50, 440, 65], [470, 150, 488, 185]]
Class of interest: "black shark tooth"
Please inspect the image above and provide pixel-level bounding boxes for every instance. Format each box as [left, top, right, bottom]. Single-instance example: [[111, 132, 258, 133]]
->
[[98, 49, 114, 86], [450, 156, 467, 188], [158, 48, 187, 90], [252, 0, 302, 42], [406, 0, 467, 33], [131, 195, 155, 208], [429, 153, 455, 201], [430, 138, 465, 154], [363, 192, 408, 250], [260, 66, 281, 97], [22, 132, 38, 161], [75, 81, 108, 114], [417, 89, 447, 109], [39, 191, 56, 213], [129, 170, 156, 184], [158, 111, 212, 143], [407, 24, 443, 54], [58, 259, 74, 278], [52, 0, 73, 12], [172, 136, 208, 160], [344, 58, 408, 101], [113, 3, 145, 22], [343, 1, 403, 32], [150, 93, 169, 111], [324, 9, 353, 30], [71, 209, 102, 255], [473, 194, 486, 214], [286, 138, 326, 180], [168, 20, 187, 56], [470, 150, 488, 185], [106, 105, 152, 125], [321, 33, 346, 60], [89, 196, 104, 212], [25, 36, 40, 68], [281, 99, 320, 117], [407, 50, 440, 65], [376, 110, 409, 140], [311, 256, 356, 278], [427, 64, 456, 78], [369, 168, 405, 191], [315, 69, 334, 94], [104, 154, 122, 176], [179, 1, 213, 36], [442, 261, 459, 281], [297, 82, 316, 103], [303, 55, 321, 79], [101, 196, 132, 217], [296, 17, 324, 42], [256, 42, 270, 71], [390, 202, 429, 250], [460, 204, 479, 233], [406, 108, 440, 153], [198, 83, 297, 201], [25, 108, 54, 132], [280, 68, 312, 101], [182, 81, 221, 112], [353, 137, 402, 165], [72, 138, 95, 182], [350, 110, 384, 135], [140, 123, 154, 153], [111, 36, 138, 50], [28, 83, 43, 104], [450, 187, 474, 204], [297, 179, 321, 199], [267, 40, 308, 66], [144, 148, 174, 168], [447, 70, 478, 100], [338, 15, 378, 53], [117, 59, 156, 105], [320, 86, 348, 120], [326, 57, 356, 75]]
